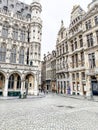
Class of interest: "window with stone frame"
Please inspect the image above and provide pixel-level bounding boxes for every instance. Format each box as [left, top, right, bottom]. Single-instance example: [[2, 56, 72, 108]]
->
[[96, 30, 98, 44], [79, 35, 83, 47], [0, 45, 6, 62], [75, 54, 78, 67], [17, 75, 21, 89], [20, 27, 26, 42], [76, 73, 79, 78], [81, 72, 85, 80], [60, 47, 61, 55], [81, 51, 84, 66], [13, 25, 18, 40], [8, 75, 14, 89], [2, 22, 9, 38], [87, 33, 93, 47], [72, 55, 74, 68], [10, 47, 16, 63], [19, 48, 24, 64], [71, 40, 74, 52], [88, 53, 96, 69], [74, 41, 77, 50], [62, 44, 65, 54], [95, 16, 98, 25], [27, 48, 29, 65], [65, 42, 68, 53], [85, 20, 92, 30], [71, 44, 74, 52]]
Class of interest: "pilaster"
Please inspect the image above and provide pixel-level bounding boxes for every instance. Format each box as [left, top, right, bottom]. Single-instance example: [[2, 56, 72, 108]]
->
[[3, 74, 9, 97]]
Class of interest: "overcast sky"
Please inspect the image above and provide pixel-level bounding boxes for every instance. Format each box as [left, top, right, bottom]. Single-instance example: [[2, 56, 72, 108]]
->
[[20, 0, 92, 60]]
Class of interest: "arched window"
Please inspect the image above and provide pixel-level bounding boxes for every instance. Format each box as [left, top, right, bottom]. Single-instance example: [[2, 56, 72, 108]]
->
[[10, 47, 16, 63], [19, 48, 24, 64], [0, 45, 6, 62], [2, 22, 9, 37], [13, 25, 18, 40], [8, 75, 14, 89], [17, 75, 21, 89], [0, 73, 5, 89]]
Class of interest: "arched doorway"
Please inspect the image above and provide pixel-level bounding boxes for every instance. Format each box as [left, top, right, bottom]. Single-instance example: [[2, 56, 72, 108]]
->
[[25, 74, 34, 95], [0, 72, 5, 96], [8, 73, 21, 96]]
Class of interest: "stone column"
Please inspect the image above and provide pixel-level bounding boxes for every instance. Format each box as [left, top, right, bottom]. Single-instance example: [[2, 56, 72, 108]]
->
[[3, 76, 9, 97], [34, 73, 39, 96], [69, 73, 73, 95], [79, 72, 83, 95], [86, 76, 92, 98], [21, 74, 25, 95], [21, 79, 25, 95]]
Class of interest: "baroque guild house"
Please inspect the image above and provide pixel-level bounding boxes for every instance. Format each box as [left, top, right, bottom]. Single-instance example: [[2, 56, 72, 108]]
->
[[56, 0, 98, 96]]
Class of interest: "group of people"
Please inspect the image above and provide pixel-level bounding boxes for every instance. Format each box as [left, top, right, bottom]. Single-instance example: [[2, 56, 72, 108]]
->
[[39, 87, 48, 94]]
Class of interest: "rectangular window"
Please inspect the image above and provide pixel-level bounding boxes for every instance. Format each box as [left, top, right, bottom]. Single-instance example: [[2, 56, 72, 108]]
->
[[95, 16, 98, 25], [72, 56, 74, 68], [2, 26, 8, 38], [96, 31, 98, 44], [20, 31, 25, 42], [85, 20, 92, 30], [74, 41, 77, 49], [62, 44, 64, 54], [87, 33, 93, 47], [66, 44, 68, 52], [79, 35, 83, 47], [71, 44, 74, 51], [72, 74, 75, 80], [13, 29, 18, 40], [81, 52, 84, 66], [0, 47, 6, 62], [75, 54, 78, 67], [10, 48, 16, 63], [88, 53, 96, 68], [82, 72, 85, 80]]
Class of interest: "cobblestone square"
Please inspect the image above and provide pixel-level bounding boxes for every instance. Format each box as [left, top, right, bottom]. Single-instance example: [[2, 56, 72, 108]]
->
[[0, 94, 98, 130]]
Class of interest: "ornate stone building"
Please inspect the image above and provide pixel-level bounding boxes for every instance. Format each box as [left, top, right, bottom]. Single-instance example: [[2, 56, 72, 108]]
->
[[41, 51, 56, 92], [68, 5, 86, 95], [83, 0, 98, 96], [0, 0, 42, 96], [55, 0, 98, 96], [56, 21, 70, 94], [41, 55, 46, 90]]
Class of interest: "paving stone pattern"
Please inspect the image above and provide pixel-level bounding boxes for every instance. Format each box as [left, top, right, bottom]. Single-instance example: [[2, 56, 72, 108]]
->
[[0, 94, 98, 130]]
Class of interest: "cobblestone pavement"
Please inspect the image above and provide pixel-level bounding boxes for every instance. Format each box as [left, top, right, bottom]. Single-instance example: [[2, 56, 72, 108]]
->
[[0, 94, 98, 130]]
